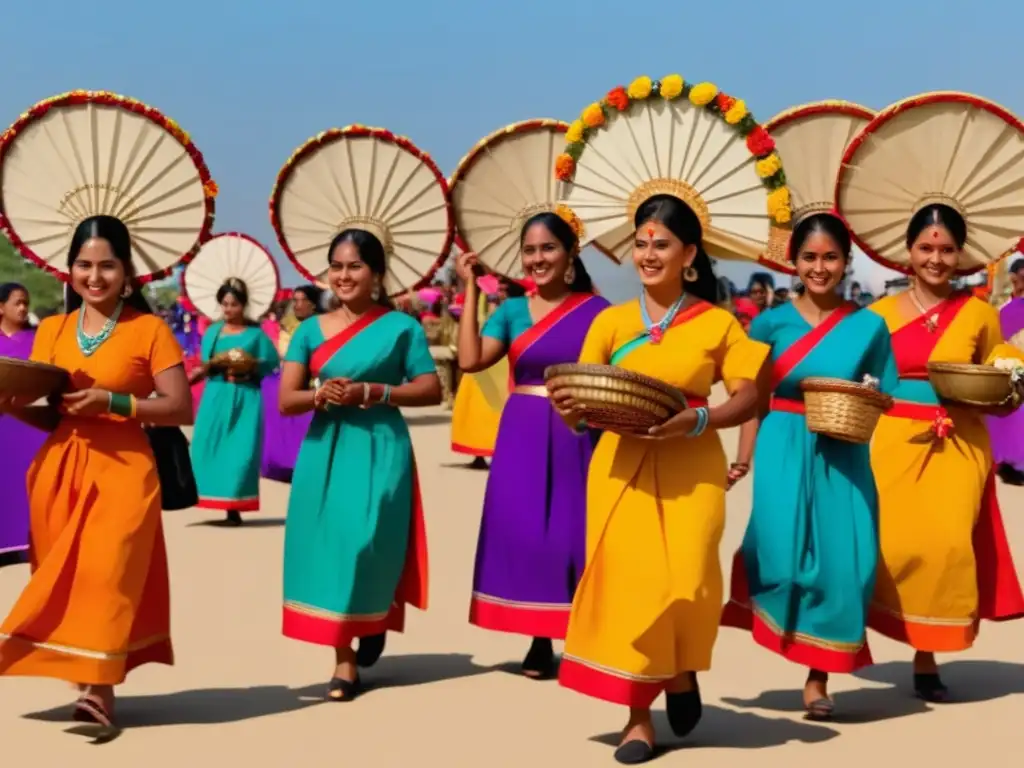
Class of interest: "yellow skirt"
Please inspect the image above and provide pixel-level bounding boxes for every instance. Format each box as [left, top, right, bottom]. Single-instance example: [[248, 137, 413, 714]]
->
[[450, 358, 509, 457], [559, 429, 728, 708]]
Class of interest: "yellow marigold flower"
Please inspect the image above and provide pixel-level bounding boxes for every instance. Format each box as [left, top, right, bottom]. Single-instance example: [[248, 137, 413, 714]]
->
[[660, 74, 684, 100], [582, 103, 605, 129], [767, 187, 792, 223], [565, 120, 585, 144], [756, 153, 782, 178], [627, 76, 653, 100], [724, 99, 749, 125], [689, 82, 718, 106]]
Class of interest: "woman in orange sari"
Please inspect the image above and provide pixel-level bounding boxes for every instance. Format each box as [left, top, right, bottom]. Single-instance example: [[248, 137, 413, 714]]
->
[[0, 215, 193, 728]]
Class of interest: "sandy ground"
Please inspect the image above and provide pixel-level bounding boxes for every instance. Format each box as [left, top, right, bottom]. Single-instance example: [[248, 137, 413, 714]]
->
[[2, 400, 1023, 766]]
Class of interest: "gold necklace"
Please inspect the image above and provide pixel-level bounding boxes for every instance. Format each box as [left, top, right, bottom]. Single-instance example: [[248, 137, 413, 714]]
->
[[909, 288, 942, 333]]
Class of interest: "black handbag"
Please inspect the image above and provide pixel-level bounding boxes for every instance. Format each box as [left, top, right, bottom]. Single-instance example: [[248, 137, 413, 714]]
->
[[146, 426, 198, 511]]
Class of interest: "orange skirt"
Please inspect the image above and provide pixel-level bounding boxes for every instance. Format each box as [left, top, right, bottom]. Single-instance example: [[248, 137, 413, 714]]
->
[[0, 417, 173, 685]]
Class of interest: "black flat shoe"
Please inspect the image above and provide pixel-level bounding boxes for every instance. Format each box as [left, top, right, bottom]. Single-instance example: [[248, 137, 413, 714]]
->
[[666, 690, 702, 737], [356, 633, 386, 668], [521, 638, 555, 679], [914, 672, 950, 703], [614, 740, 655, 764], [326, 675, 362, 702], [225, 510, 243, 527], [665, 674, 702, 737]]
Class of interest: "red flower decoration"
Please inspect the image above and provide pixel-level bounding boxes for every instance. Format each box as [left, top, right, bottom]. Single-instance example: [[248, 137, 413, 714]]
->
[[555, 154, 576, 182], [606, 86, 630, 112], [746, 126, 776, 156], [1016, 235, 1024, 254], [715, 93, 736, 112]]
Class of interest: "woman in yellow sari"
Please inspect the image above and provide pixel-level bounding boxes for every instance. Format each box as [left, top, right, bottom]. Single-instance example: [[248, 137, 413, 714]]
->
[[865, 204, 1024, 700], [834, 92, 1024, 704], [552, 195, 768, 762], [450, 289, 509, 465]]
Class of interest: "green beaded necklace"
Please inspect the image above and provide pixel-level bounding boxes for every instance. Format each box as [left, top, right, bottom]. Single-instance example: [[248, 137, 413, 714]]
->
[[76, 301, 123, 356]]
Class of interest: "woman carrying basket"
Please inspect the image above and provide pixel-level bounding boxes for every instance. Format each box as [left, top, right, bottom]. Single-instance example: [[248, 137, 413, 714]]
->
[[835, 93, 1024, 702], [547, 74, 778, 762], [722, 103, 899, 719]]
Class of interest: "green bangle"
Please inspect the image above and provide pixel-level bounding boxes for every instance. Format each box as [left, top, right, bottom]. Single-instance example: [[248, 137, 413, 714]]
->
[[109, 392, 133, 417]]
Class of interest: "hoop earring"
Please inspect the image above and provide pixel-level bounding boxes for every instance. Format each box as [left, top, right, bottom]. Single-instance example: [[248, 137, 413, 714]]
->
[[563, 265, 576, 285], [683, 266, 698, 283]]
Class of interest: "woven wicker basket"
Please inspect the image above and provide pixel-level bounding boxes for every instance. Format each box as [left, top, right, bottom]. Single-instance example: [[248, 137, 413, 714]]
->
[[0, 356, 69, 401], [799, 377, 894, 444], [927, 362, 1017, 409], [544, 363, 689, 435]]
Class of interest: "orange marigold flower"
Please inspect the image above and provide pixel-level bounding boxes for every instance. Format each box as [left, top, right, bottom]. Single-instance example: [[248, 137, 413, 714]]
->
[[554, 154, 576, 182], [606, 86, 630, 112], [582, 103, 605, 128], [203, 179, 220, 198]]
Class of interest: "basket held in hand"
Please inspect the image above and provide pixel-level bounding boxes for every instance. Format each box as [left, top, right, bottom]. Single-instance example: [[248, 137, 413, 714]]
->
[[799, 377, 893, 444]]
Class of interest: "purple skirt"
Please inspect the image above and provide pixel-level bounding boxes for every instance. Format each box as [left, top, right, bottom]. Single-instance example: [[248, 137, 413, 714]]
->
[[0, 413, 46, 566], [469, 391, 594, 638], [990, 408, 1024, 472], [261, 373, 311, 483]]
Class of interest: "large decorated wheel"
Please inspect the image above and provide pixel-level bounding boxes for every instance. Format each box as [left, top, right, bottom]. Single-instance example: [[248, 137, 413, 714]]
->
[[182, 233, 282, 319]]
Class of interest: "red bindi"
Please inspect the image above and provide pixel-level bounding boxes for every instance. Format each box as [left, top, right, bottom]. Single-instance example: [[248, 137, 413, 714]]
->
[[646, 227, 655, 237], [932, 230, 939, 238]]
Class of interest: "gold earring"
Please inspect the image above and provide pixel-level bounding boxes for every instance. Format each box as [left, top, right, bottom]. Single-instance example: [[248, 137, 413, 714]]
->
[[371, 281, 381, 301], [563, 265, 576, 285], [121, 282, 134, 298], [684, 266, 698, 282]]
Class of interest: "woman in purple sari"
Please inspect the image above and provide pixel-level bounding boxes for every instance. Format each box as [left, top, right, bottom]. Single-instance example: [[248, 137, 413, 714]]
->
[[991, 257, 1024, 485], [456, 210, 608, 678], [0, 283, 47, 567], [261, 285, 323, 482]]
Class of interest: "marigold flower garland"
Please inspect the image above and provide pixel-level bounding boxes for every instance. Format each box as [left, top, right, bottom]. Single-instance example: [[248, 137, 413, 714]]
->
[[555, 74, 792, 225], [0, 89, 218, 283]]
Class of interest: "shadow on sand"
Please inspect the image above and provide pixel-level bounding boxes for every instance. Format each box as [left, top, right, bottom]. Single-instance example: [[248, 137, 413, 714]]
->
[[590, 705, 838, 759], [23, 652, 492, 738], [721, 659, 1024, 724], [186, 517, 286, 529]]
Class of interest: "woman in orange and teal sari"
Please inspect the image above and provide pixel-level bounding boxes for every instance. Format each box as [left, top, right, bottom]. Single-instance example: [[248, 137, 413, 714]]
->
[[867, 204, 1024, 701], [0, 215, 193, 728], [278, 228, 442, 701]]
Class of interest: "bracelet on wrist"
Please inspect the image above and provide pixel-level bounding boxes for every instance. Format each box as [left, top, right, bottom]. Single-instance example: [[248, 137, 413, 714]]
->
[[687, 406, 709, 438], [108, 392, 136, 418]]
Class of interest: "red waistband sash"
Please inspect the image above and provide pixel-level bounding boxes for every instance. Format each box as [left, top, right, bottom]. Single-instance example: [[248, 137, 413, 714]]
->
[[770, 396, 805, 414]]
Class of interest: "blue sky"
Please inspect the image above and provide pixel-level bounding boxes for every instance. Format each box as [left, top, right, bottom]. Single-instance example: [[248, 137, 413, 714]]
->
[[3, 0, 1020, 302]]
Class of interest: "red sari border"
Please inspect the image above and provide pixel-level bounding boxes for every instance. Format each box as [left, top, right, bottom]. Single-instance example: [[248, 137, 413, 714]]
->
[[282, 453, 429, 647], [721, 553, 872, 672], [450, 442, 494, 458], [309, 305, 389, 378], [468, 594, 569, 639], [196, 497, 260, 512], [558, 656, 666, 708]]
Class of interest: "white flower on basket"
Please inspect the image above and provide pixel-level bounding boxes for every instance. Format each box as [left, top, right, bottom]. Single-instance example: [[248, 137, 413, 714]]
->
[[993, 358, 1024, 384], [860, 374, 881, 390]]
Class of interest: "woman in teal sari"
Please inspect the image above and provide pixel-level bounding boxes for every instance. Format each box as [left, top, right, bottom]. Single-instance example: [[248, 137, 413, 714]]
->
[[190, 278, 279, 525], [279, 228, 442, 701], [722, 213, 898, 719]]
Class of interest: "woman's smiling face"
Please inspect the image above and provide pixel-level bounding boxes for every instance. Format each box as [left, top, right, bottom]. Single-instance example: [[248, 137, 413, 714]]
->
[[632, 219, 695, 289]]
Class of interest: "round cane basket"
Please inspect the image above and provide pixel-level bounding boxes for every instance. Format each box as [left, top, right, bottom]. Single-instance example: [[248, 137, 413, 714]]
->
[[0, 357, 69, 400], [926, 362, 1018, 409], [544, 363, 690, 435], [799, 378, 894, 444]]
